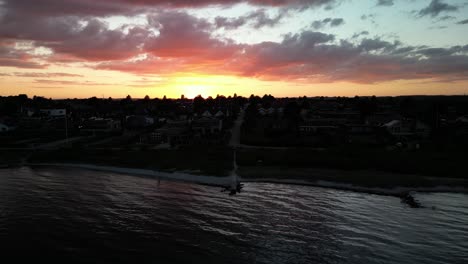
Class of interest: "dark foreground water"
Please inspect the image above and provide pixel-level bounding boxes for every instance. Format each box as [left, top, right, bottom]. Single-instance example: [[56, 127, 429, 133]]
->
[[0, 167, 467, 263]]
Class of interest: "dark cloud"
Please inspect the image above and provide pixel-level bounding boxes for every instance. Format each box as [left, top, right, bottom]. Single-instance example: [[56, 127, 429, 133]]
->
[[145, 11, 241, 59], [215, 9, 285, 30], [418, 0, 458, 18], [45, 20, 151, 61], [0, 14, 153, 61], [311, 18, 345, 29], [8, 23, 468, 85], [0, 42, 48, 69], [351, 31, 370, 38], [104, 0, 340, 9], [361, 14, 375, 20], [358, 38, 401, 52], [0, 0, 131, 17], [220, 32, 468, 83], [456, 19, 468, 24], [97, 55, 185, 74], [1, 0, 338, 18], [1, 2, 467, 85], [428, 25, 448, 30], [438, 15, 455, 21], [376, 0, 394, 6], [360, 14, 377, 25]]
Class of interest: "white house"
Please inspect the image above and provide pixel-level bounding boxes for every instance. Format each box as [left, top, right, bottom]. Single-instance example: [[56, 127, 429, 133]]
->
[[201, 110, 213, 118], [382, 119, 430, 138], [0, 123, 15, 133], [258, 108, 266, 116], [80, 117, 121, 133], [214, 110, 225, 118], [192, 117, 223, 135], [40, 109, 66, 117], [456, 116, 468, 124]]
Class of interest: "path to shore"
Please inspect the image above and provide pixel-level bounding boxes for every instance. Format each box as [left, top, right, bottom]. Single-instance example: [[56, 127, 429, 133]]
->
[[229, 106, 244, 148], [228, 106, 244, 188]]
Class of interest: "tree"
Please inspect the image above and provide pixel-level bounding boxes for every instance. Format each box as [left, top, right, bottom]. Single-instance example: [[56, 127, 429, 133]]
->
[[284, 101, 301, 133], [18, 94, 28, 101], [193, 95, 206, 113], [357, 97, 378, 122]]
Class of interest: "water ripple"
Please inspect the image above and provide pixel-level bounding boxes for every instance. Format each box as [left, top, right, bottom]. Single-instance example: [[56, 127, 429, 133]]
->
[[0, 167, 467, 263]]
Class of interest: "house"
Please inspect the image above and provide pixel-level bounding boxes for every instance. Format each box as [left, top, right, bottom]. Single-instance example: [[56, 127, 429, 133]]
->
[[382, 119, 431, 138], [80, 117, 121, 133], [40, 109, 66, 117], [367, 112, 401, 126], [0, 122, 15, 133], [152, 119, 191, 145], [456, 116, 468, 124], [201, 110, 213, 118], [258, 107, 277, 116], [453, 116, 468, 137], [299, 125, 338, 135], [214, 110, 225, 118], [345, 124, 386, 145], [258, 108, 267, 116], [126, 115, 155, 129], [191, 117, 226, 145], [192, 117, 223, 135]]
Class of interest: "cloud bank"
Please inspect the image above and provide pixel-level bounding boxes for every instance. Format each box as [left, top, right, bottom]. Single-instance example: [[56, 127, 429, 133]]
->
[[1, 0, 467, 86]]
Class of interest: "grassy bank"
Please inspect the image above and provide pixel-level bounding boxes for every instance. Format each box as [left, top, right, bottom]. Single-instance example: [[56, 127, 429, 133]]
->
[[2, 144, 468, 190], [0, 150, 30, 165], [26, 147, 234, 176], [236, 146, 468, 180], [237, 166, 468, 189]]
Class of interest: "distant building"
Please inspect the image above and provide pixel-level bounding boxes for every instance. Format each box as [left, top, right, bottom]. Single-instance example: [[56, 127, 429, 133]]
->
[[367, 112, 401, 126], [192, 117, 223, 135], [126, 115, 155, 129], [382, 119, 431, 138], [0, 122, 15, 133], [345, 124, 385, 145], [214, 111, 225, 118], [299, 125, 338, 135], [201, 110, 213, 118], [40, 109, 66, 117], [152, 119, 191, 145], [80, 117, 121, 133], [456, 116, 468, 124]]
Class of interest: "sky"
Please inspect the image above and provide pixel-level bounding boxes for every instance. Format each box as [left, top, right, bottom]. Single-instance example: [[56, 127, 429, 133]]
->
[[0, 0, 468, 99]]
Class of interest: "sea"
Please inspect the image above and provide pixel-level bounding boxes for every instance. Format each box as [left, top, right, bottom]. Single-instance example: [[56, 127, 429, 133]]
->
[[0, 166, 467, 263]]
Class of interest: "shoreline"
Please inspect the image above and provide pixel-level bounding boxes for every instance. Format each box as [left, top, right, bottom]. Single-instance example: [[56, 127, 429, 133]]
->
[[26, 163, 236, 187], [242, 178, 468, 196], [20, 162, 468, 196]]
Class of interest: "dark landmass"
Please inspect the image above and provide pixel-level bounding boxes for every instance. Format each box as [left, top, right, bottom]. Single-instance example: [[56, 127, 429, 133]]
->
[[2, 94, 468, 191], [24, 147, 233, 176]]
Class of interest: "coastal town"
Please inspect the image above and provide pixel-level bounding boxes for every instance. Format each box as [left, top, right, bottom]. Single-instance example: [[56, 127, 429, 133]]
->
[[2, 94, 468, 149], [1, 94, 468, 190]]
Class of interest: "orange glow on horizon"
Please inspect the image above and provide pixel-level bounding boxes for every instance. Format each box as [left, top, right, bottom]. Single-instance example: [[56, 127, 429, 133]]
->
[[1, 67, 468, 99]]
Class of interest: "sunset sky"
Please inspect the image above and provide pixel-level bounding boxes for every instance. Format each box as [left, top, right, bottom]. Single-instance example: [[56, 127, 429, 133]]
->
[[1, 0, 468, 98]]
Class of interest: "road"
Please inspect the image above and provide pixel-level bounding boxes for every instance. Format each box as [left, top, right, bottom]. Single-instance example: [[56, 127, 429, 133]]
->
[[228, 106, 314, 150], [229, 107, 245, 148]]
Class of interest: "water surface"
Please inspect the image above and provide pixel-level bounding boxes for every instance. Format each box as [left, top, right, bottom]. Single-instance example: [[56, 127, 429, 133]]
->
[[0, 167, 467, 263]]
